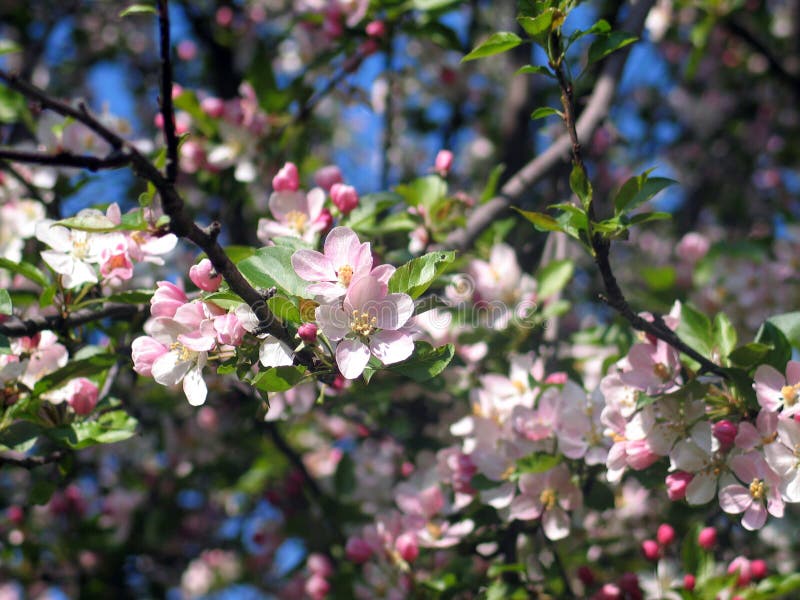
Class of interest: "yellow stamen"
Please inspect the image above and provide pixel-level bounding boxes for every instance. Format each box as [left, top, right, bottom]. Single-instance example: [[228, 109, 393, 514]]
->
[[749, 478, 765, 500], [350, 310, 377, 337], [285, 210, 308, 232], [782, 384, 799, 406], [337, 264, 354, 286], [653, 363, 670, 381], [540, 488, 557, 510]]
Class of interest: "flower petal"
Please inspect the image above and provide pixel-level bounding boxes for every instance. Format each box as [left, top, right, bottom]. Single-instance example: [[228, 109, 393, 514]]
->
[[259, 337, 295, 367], [292, 250, 335, 282], [336, 339, 371, 379], [370, 330, 414, 365], [183, 365, 208, 406]]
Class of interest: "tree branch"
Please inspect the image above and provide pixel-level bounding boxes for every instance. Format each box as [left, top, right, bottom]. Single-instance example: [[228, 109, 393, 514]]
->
[[0, 303, 141, 337], [157, 0, 179, 183], [0, 449, 66, 469], [446, 0, 656, 252], [0, 147, 130, 171]]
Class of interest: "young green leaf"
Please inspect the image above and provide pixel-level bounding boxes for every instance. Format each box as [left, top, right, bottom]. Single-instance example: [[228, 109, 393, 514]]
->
[[252, 366, 307, 392], [388, 251, 455, 299], [569, 165, 592, 209], [462, 32, 522, 62], [0, 289, 12, 315], [587, 31, 638, 65], [119, 4, 156, 17], [238, 246, 311, 298], [536, 259, 574, 299], [531, 106, 563, 120], [514, 208, 561, 232], [387, 342, 454, 382], [515, 65, 554, 78]]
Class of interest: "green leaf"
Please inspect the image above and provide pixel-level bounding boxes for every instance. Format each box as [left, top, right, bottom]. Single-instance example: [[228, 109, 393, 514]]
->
[[0, 421, 42, 451], [766, 312, 800, 349], [0, 289, 11, 315], [676, 304, 713, 359], [119, 4, 156, 17], [271, 236, 314, 251], [268, 296, 302, 323], [517, 12, 553, 40], [30, 480, 57, 505], [515, 65, 554, 78], [387, 342, 454, 382], [252, 366, 307, 393], [536, 259, 574, 299], [49, 410, 138, 449], [479, 163, 506, 204], [462, 32, 523, 62], [0, 39, 22, 56], [33, 354, 117, 396], [531, 106, 562, 120], [202, 291, 244, 310], [514, 208, 561, 232], [729, 343, 773, 368], [516, 452, 561, 474], [238, 246, 311, 298], [569, 19, 611, 43], [754, 322, 792, 372], [388, 251, 455, 299], [394, 176, 446, 209], [627, 211, 672, 225], [641, 266, 675, 291], [569, 165, 592, 209], [587, 31, 638, 65], [713, 312, 737, 360], [613, 172, 676, 214], [0, 258, 48, 287]]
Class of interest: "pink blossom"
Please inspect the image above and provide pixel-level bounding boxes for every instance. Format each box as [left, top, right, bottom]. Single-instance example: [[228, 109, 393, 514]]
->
[[132, 336, 169, 377], [657, 523, 676, 546], [330, 183, 359, 215], [313, 165, 343, 191], [434, 150, 453, 175], [763, 417, 800, 501], [305, 573, 330, 600], [619, 340, 681, 394], [99, 241, 134, 283], [727, 556, 752, 585], [676, 232, 710, 263], [753, 361, 800, 417], [697, 526, 716, 549], [190, 259, 222, 292], [298, 323, 318, 343], [201, 97, 225, 118], [67, 377, 99, 415], [257, 188, 327, 243], [713, 419, 738, 449], [151, 281, 188, 318], [365, 20, 386, 38], [508, 465, 582, 540], [213, 313, 245, 346], [14, 331, 68, 390], [665, 471, 692, 501], [395, 532, 419, 562], [345, 537, 373, 563], [272, 162, 300, 192], [641, 539, 660, 561], [719, 452, 784, 530]]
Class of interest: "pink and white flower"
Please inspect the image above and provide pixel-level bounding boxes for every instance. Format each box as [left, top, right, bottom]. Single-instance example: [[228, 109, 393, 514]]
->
[[719, 452, 784, 530], [257, 188, 327, 244], [754, 361, 800, 417], [316, 274, 414, 379], [508, 464, 582, 540]]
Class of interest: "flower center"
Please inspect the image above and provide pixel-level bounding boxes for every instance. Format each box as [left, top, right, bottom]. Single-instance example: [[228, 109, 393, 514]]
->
[[285, 210, 308, 232], [749, 478, 765, 500], [350, 310, 377, 337], [762, 432, 778, 445], [539, 488, 557, 510], [653, 362, 671, 381], [781, 384, 799, 406], [426, 522, 442, 539], [337, 264, 354, 286], [170, 342, 197, 362], [512, 379, 526, 394], [72, 232, 90, 259]]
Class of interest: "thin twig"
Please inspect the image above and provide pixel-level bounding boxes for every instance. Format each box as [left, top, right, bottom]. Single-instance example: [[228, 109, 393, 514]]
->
[[0, 449, 66, 469], [446, 0, 655, 252], [0, 303, 141, 337], [0, 147, 130, 171]]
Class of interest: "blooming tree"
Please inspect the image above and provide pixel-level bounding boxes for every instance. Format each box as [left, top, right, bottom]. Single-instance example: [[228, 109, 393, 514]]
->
[[1, 0, 800, 598]]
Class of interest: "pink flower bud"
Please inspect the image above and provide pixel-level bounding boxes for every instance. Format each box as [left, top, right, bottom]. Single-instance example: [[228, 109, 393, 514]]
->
[[698, 527, 716, 550], [298, 323, 318, 343], [132, 336, 168, 377], [177, 40, 197, 61], [345, 537, 373, 563], [216, 5, 234, 27], [593, 584, 621, 600], [307, 553, 333, 578], [396, 532, 419, 563], [641, 539, 660, 561], [712, 419, 738, 448], [656, 523, 676, 547], [151, 281, 188, 318], [272, 162, 300, 192], [305, 573, 330, 600], [626, 439, 659, 470], [683, 574, 695, 590], [544, 372, 568, 384], [728, 556, 752, 586], [68, 378, 99, 416], [190, 259, 223, 292], [200, 97, 225, 119], [617, 573, 641, 597], [665, 471, 692, 501], [434, 150, 454, 175], [330, 183, 359, 215], [366, 20, 386, 38], [314, 165, 343, 191], [7, 506, 24, 525], [676, 232, 710, 263], [214, 313, 245, 346], [401, 461, 415, 477], [750, 559, 767, 580]]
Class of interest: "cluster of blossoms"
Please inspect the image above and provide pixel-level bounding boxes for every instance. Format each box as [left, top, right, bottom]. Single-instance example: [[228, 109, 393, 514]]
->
[[35, 203, 177, 289], [131, 261, 296, 406], [257, 161, 358, 245], [292, 226, 414, 379]]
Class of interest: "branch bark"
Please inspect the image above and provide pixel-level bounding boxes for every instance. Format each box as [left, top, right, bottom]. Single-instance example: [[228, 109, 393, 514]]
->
[[0, 449, 66, 469], [0, 303, 140, 337]]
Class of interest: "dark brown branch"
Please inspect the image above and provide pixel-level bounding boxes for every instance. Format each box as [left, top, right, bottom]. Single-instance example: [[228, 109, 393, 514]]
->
[[0, 449, 66, 469], [446, 0, 655, 252], [157, 0, 179, 183], [0, 147, 130, 172], [0, 69, 303, 363], [549, 14, 728, 379], [0, 303, 141, 337]]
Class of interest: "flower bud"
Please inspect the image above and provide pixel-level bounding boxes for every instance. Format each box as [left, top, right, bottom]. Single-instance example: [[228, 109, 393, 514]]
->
[[366, 20, 386, 38], [272, 162, 300, 192], [434, 150, 453, 175], [330, 183, 359, 215], [665, 471, 692, 501], [190, 259, 223, 292], [712, 419, 738, 448], [345, 537, 372, 563], [750, 559, 768, 580], [698, 527, 716, 550], [305, 573, 330, 600], [396, 532, 419, 563], [656, 523, 676, 547], [641, 539, 660, 561], [314, 208, 334, 233], [307, 553, 333, 578], [683, 574, 695, 590], [298, 323, 318, 343], [200, 97, 225, 119], [577, 565, 595, 587], [728, 556, 752, 586], [314, 165, 343, 191], [68, 378, 99, 416]]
